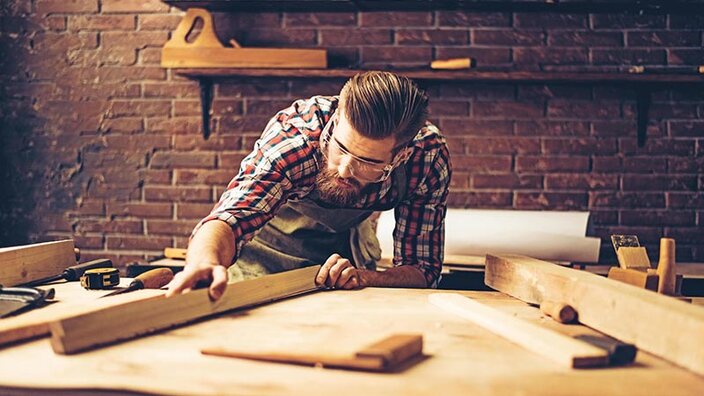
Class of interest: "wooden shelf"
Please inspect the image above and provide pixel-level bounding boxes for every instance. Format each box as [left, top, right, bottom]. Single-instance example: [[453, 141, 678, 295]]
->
[[175, 68, 704, 85], [163, 0, 704, 13]]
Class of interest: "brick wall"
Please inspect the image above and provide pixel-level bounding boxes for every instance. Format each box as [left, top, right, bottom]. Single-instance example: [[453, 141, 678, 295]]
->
[[1, 0, 703, 267]]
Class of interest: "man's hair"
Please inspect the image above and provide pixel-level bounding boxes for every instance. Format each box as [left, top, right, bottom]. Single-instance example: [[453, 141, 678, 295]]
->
[[340, 71, 428, 148]]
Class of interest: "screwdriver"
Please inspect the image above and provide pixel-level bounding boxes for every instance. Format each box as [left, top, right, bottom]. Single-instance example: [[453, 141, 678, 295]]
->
[[100, 268, 174, 298], [20, 258, 113, 287]]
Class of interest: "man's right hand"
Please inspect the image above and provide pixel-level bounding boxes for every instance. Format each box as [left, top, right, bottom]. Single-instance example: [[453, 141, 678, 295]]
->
[[166, 261, 229, 301]]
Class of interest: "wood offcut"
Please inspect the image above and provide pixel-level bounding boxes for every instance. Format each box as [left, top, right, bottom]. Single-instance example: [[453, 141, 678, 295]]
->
[[0, 240, 76, 287]]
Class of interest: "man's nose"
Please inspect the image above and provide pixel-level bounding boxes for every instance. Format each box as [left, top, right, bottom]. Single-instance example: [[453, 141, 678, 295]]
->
[[336, 156, 354, 179]]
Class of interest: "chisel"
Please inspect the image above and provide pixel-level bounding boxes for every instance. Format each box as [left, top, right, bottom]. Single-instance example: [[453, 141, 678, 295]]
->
[[100, 268, 174, 298], [19, 258, 113, 287]]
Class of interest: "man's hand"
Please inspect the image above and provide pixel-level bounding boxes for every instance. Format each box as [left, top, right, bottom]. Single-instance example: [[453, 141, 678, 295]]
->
[[166, 261, 229, 301], [316, 253, 362, 290]]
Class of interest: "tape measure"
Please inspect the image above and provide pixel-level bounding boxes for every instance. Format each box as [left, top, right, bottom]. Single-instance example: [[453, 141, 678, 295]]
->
[[80, 268, 120, 290]]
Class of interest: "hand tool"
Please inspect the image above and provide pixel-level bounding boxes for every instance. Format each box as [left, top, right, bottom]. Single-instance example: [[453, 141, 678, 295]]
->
[[202, 334, 423, 372], [81, 268, 120, 290], [657, 238, 677, 295], [0, 286, 55, 318], [19, 258, 113, 287], [100, 268, 174, 298], [576, 335, 637, 366], [539, 301, 577, 324]]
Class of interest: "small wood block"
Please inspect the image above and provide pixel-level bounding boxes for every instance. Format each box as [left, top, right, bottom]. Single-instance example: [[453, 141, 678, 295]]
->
[[431, 58, 474, 70], [163, 247, 187, 260], [0, 240, 76, 287], [539, 301, 577, 324], [355, 334, 423, 368], [607, 267, 659, 291], [616, 247, 651, 269]]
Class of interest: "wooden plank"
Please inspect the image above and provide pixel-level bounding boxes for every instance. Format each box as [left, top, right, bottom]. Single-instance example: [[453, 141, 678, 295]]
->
[[49, 265, 322, 354], [429, 293, 608, 368], [485, 254, 704, 376], [162, 47, 327, 69], [607, 267, 659, 291], [0, 240, 76, 287]]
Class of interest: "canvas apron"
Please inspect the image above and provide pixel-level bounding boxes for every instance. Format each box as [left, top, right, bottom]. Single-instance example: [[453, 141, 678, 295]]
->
[[228, 166, 407, 282]]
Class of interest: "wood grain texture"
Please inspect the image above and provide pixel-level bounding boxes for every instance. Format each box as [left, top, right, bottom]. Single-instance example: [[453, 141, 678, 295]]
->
[[49, 265, 322, 354], [0, 240, 76, 287], [485, 254, 704, 376], [429, 293, 608, 368]]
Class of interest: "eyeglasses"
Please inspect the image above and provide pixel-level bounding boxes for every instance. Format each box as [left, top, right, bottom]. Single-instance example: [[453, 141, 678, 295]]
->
[[320, 114, 397, 183]]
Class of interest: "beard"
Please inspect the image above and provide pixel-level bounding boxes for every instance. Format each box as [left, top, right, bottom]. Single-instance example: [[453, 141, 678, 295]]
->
[[315, 166, 364, 206]]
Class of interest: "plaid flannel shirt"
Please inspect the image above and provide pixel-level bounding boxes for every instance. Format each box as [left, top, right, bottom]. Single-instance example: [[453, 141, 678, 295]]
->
[[195, 95, 451, 287]]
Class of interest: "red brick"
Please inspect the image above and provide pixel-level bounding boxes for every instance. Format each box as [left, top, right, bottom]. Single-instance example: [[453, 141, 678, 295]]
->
[[147, 117, 202, 135], [44, 15, 68, 31], [285, 12, 356, 26], [516, 121, 589, 137], [446, 192, 512, 208], [589, 192, 665, 208], [107, 236, 173, 251], [396, 29, 467, 45], [73, 235, 104, 249], [514, 48, 588, 66], [428, 100, 469, 116], [590, 210, 619, 225], [517, 85, 591, 100], [591, 14, 666, 29], [620, 138, 695, 156], [36, 0, 98, 14], [592, 156, 622, 173], [450, 171, 470, 189], [103, 135, 171, 150], [548, 100, 621, 119], [74, 200, 105, 216], [102, 0, 168, 13], [107, 203, 173, 218], [176, 203, 216, 219], [218, 116, 272, 134], [669, 15, 704, 29], [670, 121, 704, 137], [472, 174, 543, 189], [140, 169, 171, 184], [594, 49, 667, 65], [547, 174, 619, 190], [361, 12, 433, 27], [437, 12, 510, 27], [627, 31, 701, 47], [668, 157, 704, 173], [144, 83, 199, 99], [439, 83, 515, 100], [69, 15, 135, 30], [664, 228, 704, 244], [440, 119, 514, 136], [175, 169, 234, 185], [289, 81, 345, 98], [549, 31, 623, 47], [649, 103, 699, 119], [144, 186, 213, 202], [218, 81, 289, 97], [74, 219, 143, 233], [514, 13, 586, 29], [453, 156, 512, 172], [245, 99, 294, 115], [542, 138, 617, 155], [98, 66, 166, 82], [109, 100, 170, 117], [444, 137, 467, 155], [668, 193, 704, 209], [622, 175, 697, 191], [362, 47, 431, 63], [219, 153, 250, 169], [146, 220, 196, 235], [174, 135, 242, 151], [320, 29, 392, 45], [151, 152, 216, 169], [621, 210, 695, 226], [139, 14, 182, 30], [465, 137, 541, 154], [473, 30, 544, 46], [172, 101, 201, 117], [473, 101, 544, 119], [139, 47, 162, 64], [516, 156, 590, 172], [591, 121, 637, 138], [514, 192, 587, 210]]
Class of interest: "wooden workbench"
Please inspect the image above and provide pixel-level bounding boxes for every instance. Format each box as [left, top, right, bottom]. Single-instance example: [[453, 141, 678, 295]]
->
[[0, 282, 702, 395]]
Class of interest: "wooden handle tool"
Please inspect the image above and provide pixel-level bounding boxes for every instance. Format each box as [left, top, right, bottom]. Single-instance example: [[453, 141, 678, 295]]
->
[[100, 268, 174, 298], [657, 238, 677, 295], [539, 301, 577, 324]]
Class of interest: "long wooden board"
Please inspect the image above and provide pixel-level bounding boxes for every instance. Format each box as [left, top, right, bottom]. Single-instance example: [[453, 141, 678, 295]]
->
[[485, 254, 704, 376], [429, 293, 608, 368], [49, 265, 322, 354], [0, 240, 75, 287]]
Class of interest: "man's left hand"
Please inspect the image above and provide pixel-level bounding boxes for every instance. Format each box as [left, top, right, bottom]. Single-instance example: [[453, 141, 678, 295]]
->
[[316, 253, 362, 289]]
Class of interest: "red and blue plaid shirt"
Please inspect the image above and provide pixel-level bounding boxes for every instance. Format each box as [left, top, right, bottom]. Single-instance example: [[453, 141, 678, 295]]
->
[[195, 96, 451, 287]]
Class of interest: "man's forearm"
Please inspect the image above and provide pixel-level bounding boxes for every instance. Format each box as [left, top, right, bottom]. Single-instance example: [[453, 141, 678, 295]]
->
[[358, 265, 427, 288], [186, 220, 237, 268]]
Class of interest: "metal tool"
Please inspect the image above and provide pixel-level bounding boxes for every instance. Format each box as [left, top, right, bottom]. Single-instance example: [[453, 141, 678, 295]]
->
[[20, 258, 113, 287], [81, 268, 120, 290], [610, 235, 640, 253], [100, 268, 174, 298], [0, 286, 55, 318]]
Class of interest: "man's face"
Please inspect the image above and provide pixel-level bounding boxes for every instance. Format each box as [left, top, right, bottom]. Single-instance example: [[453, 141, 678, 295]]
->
[[316, 111, 397, 206]]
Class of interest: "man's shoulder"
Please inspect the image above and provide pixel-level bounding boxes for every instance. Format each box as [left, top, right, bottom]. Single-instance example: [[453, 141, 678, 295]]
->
[[277, 95, 338, 134], [411, 120, 448, 153]]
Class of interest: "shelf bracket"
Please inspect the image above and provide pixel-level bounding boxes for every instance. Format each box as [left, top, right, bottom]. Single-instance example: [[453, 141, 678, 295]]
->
[[635, 86, 652, 148], [198, 78, 213, 139]]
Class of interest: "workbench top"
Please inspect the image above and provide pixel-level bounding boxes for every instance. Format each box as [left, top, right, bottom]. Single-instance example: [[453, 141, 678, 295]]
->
[[0, 282, 702, 395]]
